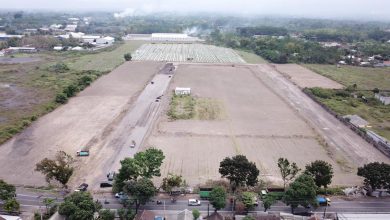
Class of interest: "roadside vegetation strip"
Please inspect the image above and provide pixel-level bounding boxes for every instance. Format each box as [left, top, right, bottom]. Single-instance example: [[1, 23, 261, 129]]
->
[[304, 64, 390, 90], [67, 40, 146, 72], [235, 50, 267, 64], [306, 87, 390, 140]]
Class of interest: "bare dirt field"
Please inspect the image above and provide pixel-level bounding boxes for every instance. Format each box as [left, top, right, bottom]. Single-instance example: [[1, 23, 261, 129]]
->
[[0, 61, 162, 186], [273, 64, 343, 89], [145, 63, 374, 187]]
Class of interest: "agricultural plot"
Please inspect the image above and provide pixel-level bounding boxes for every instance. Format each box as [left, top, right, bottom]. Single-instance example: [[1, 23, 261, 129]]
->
[[146, 64, 362, 187], [132, 43, 246, 63], [304, 64, 390, 90], [274, 64, 343, 89]]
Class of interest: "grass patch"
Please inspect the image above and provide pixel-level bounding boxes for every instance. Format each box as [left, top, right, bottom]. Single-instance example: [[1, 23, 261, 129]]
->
[[195, 98, 225, 120], [168, 95, 225, 120], [235, 50, 267, 64], [168, 94, 196, 120], [306, 87, 390, 140], [304, 64, 390, 90], [67, 41, 145, 72]]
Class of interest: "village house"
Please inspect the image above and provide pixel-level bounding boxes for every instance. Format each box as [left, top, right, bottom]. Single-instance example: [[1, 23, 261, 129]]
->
[[375, 93, 390, 105]]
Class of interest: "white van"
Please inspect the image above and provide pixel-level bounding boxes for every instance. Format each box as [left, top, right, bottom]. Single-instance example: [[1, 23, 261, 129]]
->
[[188, 199, 201, 206]]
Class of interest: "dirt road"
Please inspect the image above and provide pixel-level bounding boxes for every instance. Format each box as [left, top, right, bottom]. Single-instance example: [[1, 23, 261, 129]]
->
[[256, 64, 390, 167], [0, 61, 163, 187]]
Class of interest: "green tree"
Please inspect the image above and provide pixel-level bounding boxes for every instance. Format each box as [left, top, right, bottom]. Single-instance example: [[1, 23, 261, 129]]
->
[[262, 195, 276, 212], [114, 148, 164, 192], [209, 186, 227, 211], [118, 207, 136, 220], [35, 151, 74, 188], [192, 209, 200, 220], [161, 173, 183, 194], [240, 192, 256, 213], [357, 162, 390, 191], [284, 174, 317, 214], [98, 209, 115, 220], [124, 178, 156, 213], [219, 155, 259, 192], [0, 179, 16, 201], [59, 192, 101, 220], [304, 160, 334, 188], [43, 198, 55, 214], [4, 198, 20, 213], [124, 53, 132, 61], [277, 158, 300, 190]]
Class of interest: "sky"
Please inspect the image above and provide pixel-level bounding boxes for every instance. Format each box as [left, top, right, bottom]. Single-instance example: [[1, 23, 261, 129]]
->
[[1, 0, 390, 21]]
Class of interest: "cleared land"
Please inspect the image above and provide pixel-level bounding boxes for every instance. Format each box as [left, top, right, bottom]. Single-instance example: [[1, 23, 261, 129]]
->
[[274, 64, 343, 89], [0, 61, 162, 186], [146, 64, 375, 187], [132, 43, 245, 63], [0, 41, 144, 145], [304, 64, 390, 90]]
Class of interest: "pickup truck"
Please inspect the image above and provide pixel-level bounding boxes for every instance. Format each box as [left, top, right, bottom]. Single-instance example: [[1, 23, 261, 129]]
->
[[317, 196, 331, 206], [76, 150, 89, 156]]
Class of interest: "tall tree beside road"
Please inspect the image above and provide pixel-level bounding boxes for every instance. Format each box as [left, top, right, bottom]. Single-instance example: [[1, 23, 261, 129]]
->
[[98, 209, 116, 220], [277, 158, 300, 190], [35, 151, 74, 188], [240, 192, 256, 213], [118, 207, 136, 220], [0, 179, 16, 201], [304, 160, 334, 188], [284, 174, 318, 214], [357, 162, 390, 191], [161, 173, 183, 194], [209, 186, 227, 211], [124, 178, 157, 214], [114, 148, 165, 192], [219, 155, 259, 192], [192, 209, 200, 220], [4, 198, 20, 213], [263, 194, 276, 212], [59, 192, 101, 220]]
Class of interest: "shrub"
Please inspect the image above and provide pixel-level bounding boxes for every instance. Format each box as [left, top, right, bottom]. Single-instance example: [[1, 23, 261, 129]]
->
[[310, 87, 333, 99], [316, 187, 344, 195], [335, 90, 350, 97], [55, 93, 68, 104], [63, 84, 78, 97], [50, 63, 70, 73], [124, 53, 132, 61]]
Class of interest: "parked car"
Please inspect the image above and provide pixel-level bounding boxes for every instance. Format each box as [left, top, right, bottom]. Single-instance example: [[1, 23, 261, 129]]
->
[[130, 140, 136, 148], [100, 181, 113, 188], [107, 171, 116, 181], [75, 183, 88, 192], [188, 199, 201, 206], [317, 196, 331, 206]]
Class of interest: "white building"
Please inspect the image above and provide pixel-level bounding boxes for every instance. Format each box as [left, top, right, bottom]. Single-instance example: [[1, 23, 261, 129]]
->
[[375, 93, 390, 105], [71, 46, 83, 51], [175, 87, 191, 95], [64, 24, 77, 32], [53, 46, 64, 51], [82, 35, 101, 43]]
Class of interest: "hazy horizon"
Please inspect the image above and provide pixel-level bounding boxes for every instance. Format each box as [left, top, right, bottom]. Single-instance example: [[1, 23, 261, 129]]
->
[[1, 0, 390, 21]]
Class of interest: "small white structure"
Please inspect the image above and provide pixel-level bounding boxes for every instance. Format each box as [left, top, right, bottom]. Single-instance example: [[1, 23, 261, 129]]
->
[[53, 46, 63, 51], [0, 50, 4, 56], [71, 46, 83, 51], [0, 215, 22, 220], [175, 87, 191, 95], [375, 93, 390, 105], [82, 35, 101, 43]]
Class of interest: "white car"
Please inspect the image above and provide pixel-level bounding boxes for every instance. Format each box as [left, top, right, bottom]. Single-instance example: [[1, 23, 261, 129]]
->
[[188, 199, 201, 206]]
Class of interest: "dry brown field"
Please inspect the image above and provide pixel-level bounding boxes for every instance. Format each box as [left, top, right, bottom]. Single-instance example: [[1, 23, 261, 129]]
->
[[0, 61, 162, 186], [274, 64, 343, 89], [146, 64, 362, 187]]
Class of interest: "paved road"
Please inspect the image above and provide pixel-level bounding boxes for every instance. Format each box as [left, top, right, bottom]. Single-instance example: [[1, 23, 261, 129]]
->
[[75, 63, 174, 190]]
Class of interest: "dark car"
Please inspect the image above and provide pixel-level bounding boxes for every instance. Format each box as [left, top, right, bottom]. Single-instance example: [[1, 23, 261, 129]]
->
[[75, 183, 88, 192], [100, 181, 113, 188]]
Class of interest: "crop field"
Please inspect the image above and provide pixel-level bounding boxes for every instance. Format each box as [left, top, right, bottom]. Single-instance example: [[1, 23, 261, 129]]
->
[[146, 64, 364, 187], [274, 64, 343, 89], [132, 43, 245, 63], [304, 64, 390, 90], [0, 61, 162, 186]]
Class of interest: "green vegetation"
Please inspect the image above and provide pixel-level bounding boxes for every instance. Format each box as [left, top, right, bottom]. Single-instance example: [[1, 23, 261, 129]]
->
[[235, 50, 267, 64], [161, 173, 184, 194], [192, 209, 200, 220], [209, 186, 227, 211], [305, 64, 390, 90], [68, 41, 145, 71], [168, 95, 224, 120], [284, 174, 318, 213], [124, 53, 132, 61], [306, 87, 390, 140], [277, 158, 300, 190], [357, 162, 390, 191], [168, 94, 196, 120], [35, 151, 74, 188], [0, 179, 19, 214], [304, 160, 334, 188], [58, 192, 102, 220]]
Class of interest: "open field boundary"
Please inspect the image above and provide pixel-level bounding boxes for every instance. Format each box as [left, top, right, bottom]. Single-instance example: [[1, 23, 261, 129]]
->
[[303, 88, 390, 158]]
